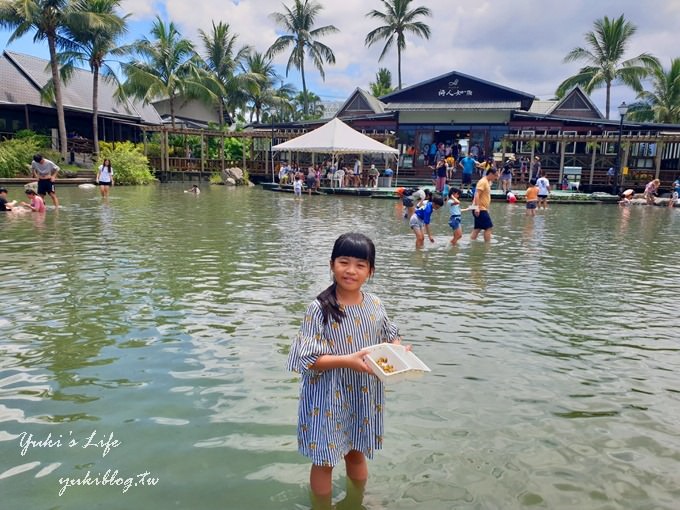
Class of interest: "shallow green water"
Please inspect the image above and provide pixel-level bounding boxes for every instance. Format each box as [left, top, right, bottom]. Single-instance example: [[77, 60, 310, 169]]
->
[[1, 184, 679, 510]]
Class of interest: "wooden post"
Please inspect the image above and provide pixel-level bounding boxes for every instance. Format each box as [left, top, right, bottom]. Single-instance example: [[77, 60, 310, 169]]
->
[[558, 139, 566, 184], [143, 129, 147, 157], [589, 144, 597, 185], [221, 134, 225, 173], [199, 133, 204, 175], [653, 142, 663, 180], [165, 130, 170, 173]]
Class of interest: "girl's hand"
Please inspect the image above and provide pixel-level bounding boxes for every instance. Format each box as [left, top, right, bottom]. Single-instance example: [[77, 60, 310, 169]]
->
[[392, 338, 412, 351], [347, 349, 371, 373]]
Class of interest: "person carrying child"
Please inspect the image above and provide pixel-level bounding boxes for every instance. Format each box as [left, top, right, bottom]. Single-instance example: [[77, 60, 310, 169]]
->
[[286, 232, 408, 507]]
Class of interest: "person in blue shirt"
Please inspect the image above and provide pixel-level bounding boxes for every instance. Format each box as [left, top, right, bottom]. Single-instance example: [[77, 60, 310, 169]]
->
[[409, 194, 444, 248], [458, 154, 481, 195]]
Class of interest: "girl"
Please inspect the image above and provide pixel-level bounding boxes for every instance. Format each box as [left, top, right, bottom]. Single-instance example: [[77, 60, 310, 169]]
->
[[287, 233, 403, 506], [96, 159, 114, 197], [447, 187, 464, 246]]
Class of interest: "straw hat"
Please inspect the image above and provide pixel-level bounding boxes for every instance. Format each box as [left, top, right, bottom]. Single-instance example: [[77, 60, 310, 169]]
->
[[622, 189, 634, 196]]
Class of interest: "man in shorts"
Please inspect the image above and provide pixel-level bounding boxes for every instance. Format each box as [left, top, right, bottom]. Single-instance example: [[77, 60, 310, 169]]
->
[[31, 154, 60, 208], [470, 168, 498, 242]]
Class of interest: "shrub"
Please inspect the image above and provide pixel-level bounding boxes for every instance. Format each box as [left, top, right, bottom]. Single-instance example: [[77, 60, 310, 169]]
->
[[0, 137, 41, 177], [98, 141, 156, 185], [209, 172, 223, 185]]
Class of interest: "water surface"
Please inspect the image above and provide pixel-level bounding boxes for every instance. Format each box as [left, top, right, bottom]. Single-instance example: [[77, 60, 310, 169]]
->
[[1, 184, 679, 509]]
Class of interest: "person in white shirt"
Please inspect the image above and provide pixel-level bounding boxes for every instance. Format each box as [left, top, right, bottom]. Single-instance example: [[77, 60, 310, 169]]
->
[[96, 159, 114, 198], [536, 170, 551, 209]]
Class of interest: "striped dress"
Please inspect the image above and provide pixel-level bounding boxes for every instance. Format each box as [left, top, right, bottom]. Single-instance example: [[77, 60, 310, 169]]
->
[[286, 292, 400, 467]]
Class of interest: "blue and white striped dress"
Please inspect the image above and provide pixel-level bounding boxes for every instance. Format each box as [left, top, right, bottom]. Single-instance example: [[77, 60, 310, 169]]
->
[[287, 292, 400, 467]]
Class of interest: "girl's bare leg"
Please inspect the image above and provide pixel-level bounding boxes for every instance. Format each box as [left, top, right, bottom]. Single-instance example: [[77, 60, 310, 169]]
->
[[310, 464, 333, 508]]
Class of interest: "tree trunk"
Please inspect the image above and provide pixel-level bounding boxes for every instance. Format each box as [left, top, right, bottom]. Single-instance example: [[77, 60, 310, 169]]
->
[[605, 82, 611, 120], [397, 45, 402, 90], [170, 95, 176, 129], [48, 34, 68, 161], [92, 64, 100, 157], [300, 54, 308, 117]]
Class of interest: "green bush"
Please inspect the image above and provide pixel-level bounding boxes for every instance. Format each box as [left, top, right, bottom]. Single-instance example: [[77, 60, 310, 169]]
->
[[98, 141, 156, 185], [209, 172, 223, 185], [0, 137, 41, 177]]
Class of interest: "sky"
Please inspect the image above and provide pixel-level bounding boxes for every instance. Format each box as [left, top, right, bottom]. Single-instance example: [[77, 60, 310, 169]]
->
[[1, 0, 678, 119]]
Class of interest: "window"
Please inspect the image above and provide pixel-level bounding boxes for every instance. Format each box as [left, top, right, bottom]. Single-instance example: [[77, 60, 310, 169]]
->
[[604, 131, 618, 155]]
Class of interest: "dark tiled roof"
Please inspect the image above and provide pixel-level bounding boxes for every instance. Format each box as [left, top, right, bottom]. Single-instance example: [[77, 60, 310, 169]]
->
[[1, 51, 161, 124]]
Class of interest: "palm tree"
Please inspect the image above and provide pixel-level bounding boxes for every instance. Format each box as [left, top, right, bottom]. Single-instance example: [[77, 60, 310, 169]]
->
[[1, 0, 75, 160], [364, 0, 431, 90], [198, 21, 255, 128], [121, 17, 204, 128], [61, 0, 128, 156], [369, 67, 395, 97], [555, 14, 659, 119], [293, 91, 324, 120], [626, 58, 680, 124], [240, 51, 291, 123], [266, 0, 338, 116]]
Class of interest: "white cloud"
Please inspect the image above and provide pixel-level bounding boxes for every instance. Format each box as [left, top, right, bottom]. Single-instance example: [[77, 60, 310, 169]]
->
[[4, 0, 678, 115]]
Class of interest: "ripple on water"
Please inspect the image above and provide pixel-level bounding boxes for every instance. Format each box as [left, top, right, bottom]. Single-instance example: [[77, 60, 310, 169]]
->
[[1, 188, 679, 509]]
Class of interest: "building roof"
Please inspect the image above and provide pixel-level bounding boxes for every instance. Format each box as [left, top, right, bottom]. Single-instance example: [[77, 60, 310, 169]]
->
[[0, 51, 162, 124], [385, 101, 524, 111], [335, 88, 386, 119], [527, 86, 604, 119], [380, 70, 535, 111]]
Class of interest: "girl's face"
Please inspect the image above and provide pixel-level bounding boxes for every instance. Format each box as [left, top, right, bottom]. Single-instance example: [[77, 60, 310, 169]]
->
[[331, 256, 373, 293]]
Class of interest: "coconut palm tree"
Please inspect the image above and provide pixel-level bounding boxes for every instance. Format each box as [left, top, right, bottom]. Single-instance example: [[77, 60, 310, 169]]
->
[[0, 0, 81, 160], [198, 21, 256, 128], [555, 14, 659, 119], [626, 58, 680, 124], [61, 0, 129, 156], [364, 0, 431, 90], [121, 17, 205, 128], [293, 91, 324, 120], [369, 67, 395, 97], [266, 0, 338, 116], [240, 51, 295, 123]]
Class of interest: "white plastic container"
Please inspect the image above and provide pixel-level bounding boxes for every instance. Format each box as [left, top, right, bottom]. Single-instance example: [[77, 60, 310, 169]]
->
[[364, 343, 431, 384]]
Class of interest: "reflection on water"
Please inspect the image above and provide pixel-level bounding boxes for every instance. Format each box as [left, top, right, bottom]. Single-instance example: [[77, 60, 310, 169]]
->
[[1, 185, 679, 509]]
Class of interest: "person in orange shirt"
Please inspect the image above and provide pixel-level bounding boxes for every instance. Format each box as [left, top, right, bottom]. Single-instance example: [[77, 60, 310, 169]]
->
[[525, 178, 539, 216], [470, 168, 498, 242]]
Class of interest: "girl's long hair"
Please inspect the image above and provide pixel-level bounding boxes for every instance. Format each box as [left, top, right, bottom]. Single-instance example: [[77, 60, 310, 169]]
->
[[316, 232, 376, 324]]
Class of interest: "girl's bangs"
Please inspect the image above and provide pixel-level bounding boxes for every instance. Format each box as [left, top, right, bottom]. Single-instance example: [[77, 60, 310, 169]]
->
[[331, 234, 375, 264]]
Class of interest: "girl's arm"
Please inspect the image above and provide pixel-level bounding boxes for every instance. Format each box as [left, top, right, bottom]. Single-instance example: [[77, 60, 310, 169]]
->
[[425, 223, 434, 243], [311, 350, 370, 373]]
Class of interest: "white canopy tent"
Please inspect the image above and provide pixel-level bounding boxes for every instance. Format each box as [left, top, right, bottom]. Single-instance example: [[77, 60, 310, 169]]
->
[[271, 117, 399, 185]]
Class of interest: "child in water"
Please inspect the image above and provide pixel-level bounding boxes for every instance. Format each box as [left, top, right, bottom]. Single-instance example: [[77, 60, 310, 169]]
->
[[447, 187, 463, 245], [286, 232, 407, 507], [410, 194, 444, 248]]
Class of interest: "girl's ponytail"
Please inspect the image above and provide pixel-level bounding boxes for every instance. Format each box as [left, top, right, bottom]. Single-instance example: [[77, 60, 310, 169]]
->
[[316, 282, 344, 324]]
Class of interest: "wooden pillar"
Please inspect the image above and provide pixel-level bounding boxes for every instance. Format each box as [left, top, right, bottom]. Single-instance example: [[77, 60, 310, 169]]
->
[[558, 139, 566, 183], [200, 133, 205, 173], [143, 130, 147, 157], [653, 142, 663, 180], [589, 143, 597, 185], [24, 105, 30, 129], [165, 130, 170, 172], [221, 134, 225, 172]]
